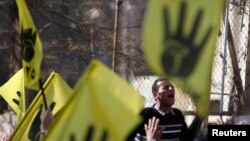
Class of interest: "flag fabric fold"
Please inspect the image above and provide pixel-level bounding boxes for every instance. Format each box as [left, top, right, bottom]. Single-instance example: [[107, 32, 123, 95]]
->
[[9, 72, 72, 141], [0, 68, 25, 114], [0, 68, 26, 125], [45, 60, 144, 141]]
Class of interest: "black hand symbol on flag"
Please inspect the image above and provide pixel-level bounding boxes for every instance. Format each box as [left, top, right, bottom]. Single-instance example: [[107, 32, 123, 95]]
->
[[12, 91, 21, 106], [21, 27, 36, 62], [161, 1, 212, 77], [28, 104, 43, 140], [21, 27, 37, 79], [69, 125, 108, 141]]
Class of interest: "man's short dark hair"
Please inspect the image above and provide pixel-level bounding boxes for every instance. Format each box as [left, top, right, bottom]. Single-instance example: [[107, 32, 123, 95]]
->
[[152, 77, 170, 93]]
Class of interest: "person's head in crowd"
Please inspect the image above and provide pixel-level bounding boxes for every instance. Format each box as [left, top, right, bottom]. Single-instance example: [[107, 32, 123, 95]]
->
[[152, 77, 175, 111]]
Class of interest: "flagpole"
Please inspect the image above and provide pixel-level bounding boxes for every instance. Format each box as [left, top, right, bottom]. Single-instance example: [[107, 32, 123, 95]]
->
[[112, 0, 119, 72], [220, 0, 230, 119], [39, 79, 48, 110]]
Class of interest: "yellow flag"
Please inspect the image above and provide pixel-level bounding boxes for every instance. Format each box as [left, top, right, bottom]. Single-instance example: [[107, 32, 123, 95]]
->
[[143, 0, 225, 117], [45, 60, 144, 141], [16, 0, 43, 90], [9, 72, 72, 141], [0, 68, 24, 114]]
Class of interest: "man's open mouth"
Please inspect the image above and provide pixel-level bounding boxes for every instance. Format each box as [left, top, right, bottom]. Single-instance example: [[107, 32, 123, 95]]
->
[[168, 94, 174, 98]]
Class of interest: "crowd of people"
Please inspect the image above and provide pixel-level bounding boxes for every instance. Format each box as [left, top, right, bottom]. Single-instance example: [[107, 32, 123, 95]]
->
[[0, 77, 248, 141]]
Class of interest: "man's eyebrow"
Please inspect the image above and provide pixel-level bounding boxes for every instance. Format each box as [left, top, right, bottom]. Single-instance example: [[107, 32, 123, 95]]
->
[[162, 85, 173, 89]]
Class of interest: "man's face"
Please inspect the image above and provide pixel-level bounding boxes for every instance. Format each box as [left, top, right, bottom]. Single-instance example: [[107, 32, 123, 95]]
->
[[156, 81, 175, 106]]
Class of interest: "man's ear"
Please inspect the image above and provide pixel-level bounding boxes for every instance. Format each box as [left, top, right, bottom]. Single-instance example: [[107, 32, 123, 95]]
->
[[153, 92, 158, 100]]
